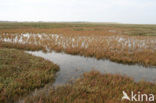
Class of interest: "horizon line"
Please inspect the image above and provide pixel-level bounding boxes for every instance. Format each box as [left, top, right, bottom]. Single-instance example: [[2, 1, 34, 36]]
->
[[0, 20, 156, 25]]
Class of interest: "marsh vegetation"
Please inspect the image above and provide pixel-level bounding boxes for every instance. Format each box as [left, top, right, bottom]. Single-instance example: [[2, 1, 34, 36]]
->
[[1, 31, 156, 66], [0, 48, 59, 103], [0, 22, 156, 103], [24, 71, 156, 103], [28, 50, 156, 85]]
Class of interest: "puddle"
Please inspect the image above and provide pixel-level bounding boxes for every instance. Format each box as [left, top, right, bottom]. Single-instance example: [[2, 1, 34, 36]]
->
[[27, 51, 156, 86]]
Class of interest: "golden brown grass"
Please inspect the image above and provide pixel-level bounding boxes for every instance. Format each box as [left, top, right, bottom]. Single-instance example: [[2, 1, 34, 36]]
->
[[24, 71, 156, 103], [1, 23, 156, 103], [0, 48, 59, 103], [0, 23, 156, 66], [1, 31, 156, 66]]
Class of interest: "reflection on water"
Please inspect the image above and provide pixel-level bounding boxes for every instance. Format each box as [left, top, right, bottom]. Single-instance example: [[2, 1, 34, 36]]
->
[[1, 33, 156, 51], [27, 51, 156, 86]]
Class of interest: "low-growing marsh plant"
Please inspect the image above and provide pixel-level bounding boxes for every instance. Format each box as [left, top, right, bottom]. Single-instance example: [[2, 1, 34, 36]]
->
[[1, 32, 156, 67], [0, 48, 59, 103], [24, 71, 156, 103], [0, 23, 156, 66]]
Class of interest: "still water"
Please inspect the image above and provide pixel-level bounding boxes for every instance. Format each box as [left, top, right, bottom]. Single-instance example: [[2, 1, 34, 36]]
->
[[27, 51, 156, 86]]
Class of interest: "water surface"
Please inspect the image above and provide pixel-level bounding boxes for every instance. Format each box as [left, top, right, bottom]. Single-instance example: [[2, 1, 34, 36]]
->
[[27, 51, 156, 86]]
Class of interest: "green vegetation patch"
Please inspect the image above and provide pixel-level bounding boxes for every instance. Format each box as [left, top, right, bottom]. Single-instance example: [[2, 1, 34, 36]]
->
[[25, 71, 156, 103], [0, 22, 106, 29], [0, 48, 59, 103]]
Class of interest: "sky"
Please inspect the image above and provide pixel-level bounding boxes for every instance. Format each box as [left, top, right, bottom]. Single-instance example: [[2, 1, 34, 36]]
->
[[0, 0, 156, 24]]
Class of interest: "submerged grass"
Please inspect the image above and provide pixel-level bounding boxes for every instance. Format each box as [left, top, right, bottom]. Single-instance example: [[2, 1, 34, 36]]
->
[[24, 71, 156, 103], [0, 48, 59, 103], [1, 33, 156, 67]]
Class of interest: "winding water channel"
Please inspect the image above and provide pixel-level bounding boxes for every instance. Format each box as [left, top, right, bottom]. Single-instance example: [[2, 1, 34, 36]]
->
[[27, 51, 156, 85], [17, 50, 156, 103]]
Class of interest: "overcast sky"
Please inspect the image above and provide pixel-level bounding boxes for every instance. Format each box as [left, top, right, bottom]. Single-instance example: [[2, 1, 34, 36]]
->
[[0, 0, 156, 24]]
